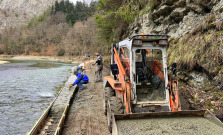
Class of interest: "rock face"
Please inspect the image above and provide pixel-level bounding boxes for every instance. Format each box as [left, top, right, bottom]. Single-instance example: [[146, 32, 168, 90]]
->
[[128, 0, 223, 39], [0, 0, 59, 31]]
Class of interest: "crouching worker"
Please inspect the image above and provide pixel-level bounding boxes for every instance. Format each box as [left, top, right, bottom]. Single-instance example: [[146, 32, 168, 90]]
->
[[70, 71, 89, 90]]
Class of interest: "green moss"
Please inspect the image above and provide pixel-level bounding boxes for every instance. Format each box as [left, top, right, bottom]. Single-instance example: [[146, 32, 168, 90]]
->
[[52, 84, 64, 96], [216, 30, 223, 34], [169, 38, 179, 44], [215, 92, 223, 98], [206, 100, 213, 109], [208, 23, 216, 29], [218, 7, 223, 13], [207, 14, 215, 23], [192, 93, 198, 103], [204, 33, 213, 41]]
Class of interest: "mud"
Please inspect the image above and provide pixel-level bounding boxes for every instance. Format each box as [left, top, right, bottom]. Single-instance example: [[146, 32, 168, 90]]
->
[[116, 116, 223, 135], [62, 63, 111, 135]]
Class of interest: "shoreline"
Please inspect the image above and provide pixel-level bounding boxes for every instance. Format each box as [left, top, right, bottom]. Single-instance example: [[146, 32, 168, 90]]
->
[[0, 55, 91, 64], [0, 60, 10, 64]]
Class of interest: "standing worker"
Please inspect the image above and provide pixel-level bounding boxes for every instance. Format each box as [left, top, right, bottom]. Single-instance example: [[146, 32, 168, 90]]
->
[[70, 70, 89, 90], [92, 53, 103, 82]]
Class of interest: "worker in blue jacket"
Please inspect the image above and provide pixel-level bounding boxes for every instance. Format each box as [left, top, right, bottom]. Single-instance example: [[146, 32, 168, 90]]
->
[[70, 70, 89, 90]]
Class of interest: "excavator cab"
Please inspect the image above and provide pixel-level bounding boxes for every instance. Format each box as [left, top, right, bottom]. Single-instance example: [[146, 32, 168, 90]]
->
[[105, 34, 177, 114], [134, 49, 165, 101], [132, 46, 169, 112]]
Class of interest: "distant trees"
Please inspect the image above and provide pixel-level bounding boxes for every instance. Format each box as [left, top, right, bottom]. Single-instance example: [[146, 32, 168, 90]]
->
[[62, 16, 105, 56], [95, 0, 160, 45], [0, 0, 100, 56], [51, 0, 97, 25]]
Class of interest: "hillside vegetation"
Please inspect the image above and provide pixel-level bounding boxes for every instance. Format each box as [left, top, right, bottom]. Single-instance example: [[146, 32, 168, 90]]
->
[[0, 0, 106, 56], [95, 0, 160, 45]]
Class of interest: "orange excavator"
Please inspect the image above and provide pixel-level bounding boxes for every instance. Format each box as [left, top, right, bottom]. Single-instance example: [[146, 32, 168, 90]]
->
[[103, 34, 223, 134]]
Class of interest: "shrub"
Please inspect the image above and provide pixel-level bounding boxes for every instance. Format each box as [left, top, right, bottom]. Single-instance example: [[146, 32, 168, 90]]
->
[[36, 47, 41, 53], [0, 49, 4, 54], [57, 49, 65, 56]]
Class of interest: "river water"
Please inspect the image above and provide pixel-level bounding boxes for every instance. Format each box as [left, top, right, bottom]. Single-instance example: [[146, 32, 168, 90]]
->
[[0, 60, 75, 135]]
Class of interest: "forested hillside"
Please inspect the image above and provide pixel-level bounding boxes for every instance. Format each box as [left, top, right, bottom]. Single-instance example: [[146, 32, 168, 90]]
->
[[0, 0, 105, 56]]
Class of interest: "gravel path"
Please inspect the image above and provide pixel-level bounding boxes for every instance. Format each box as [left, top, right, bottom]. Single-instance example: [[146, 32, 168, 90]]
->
[[62, 63, 111, 135]]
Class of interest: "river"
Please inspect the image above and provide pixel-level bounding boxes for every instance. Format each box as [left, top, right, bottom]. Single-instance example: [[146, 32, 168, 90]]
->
[[0, 60, 75, 135]]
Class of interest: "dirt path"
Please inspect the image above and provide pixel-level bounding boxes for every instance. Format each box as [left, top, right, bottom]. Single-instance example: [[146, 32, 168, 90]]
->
[[62, 63, 111, 135]]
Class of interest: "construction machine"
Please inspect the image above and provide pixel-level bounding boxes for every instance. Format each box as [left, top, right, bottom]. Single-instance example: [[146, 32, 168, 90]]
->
[[103, 34, 223, 134]]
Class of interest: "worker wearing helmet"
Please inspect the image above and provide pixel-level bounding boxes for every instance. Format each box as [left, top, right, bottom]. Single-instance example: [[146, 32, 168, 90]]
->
[[77, 66, 83, 72], [92, 53, 103, 82], [70, 70, 89, 90]]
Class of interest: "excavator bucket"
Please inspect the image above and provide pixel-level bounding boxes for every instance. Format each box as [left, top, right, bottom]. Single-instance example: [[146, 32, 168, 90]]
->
[[111, 110, 223, 135]]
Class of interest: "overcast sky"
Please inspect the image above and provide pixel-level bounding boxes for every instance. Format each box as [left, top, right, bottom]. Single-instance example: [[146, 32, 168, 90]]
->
[[69, 0, 96, 4]]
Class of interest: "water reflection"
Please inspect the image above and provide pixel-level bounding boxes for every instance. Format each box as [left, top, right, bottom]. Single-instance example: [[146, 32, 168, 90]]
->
[[0, 61, 74, 135]]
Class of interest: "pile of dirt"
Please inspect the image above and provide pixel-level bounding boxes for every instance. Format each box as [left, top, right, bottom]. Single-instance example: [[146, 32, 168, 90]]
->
[[62, 63, 111, 135], [177, 71, 223, 120]]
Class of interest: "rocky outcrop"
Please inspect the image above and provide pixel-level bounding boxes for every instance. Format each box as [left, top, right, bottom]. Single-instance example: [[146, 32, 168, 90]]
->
[[128, 0, 223, 39], [0, 0, 60, 31]]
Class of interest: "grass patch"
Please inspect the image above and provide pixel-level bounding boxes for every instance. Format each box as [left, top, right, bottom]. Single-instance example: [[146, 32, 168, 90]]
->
[[167, 31, 223, 81], [52, 84, 64, 96], [205, 100, 213, 109]]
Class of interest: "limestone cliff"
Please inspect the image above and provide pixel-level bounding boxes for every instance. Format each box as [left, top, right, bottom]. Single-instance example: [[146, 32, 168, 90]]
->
[[0, 0, 59, 31], [128, 0, 223, 39]]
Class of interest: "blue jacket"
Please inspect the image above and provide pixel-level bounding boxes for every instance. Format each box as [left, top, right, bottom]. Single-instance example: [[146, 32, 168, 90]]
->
[[73, 72, 89, 85]]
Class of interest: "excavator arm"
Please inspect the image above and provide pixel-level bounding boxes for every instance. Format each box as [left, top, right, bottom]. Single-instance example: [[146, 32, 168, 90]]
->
[[104, 47, 131, 114]]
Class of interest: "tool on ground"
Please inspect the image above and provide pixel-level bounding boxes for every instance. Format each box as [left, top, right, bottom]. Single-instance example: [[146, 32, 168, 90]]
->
[[103, 34, 223, 134]]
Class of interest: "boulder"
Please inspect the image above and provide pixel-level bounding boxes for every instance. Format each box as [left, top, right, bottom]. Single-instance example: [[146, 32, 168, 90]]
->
[[162, 16, 173, 24], [170, 8, 189, 22], [154, 16, 164, 24], [186, 4, 204, 13], [212, 0, 223, 12], [175, 0, 186, 7], [160, 0, 179, 6], [152, 5, 173, 18]]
